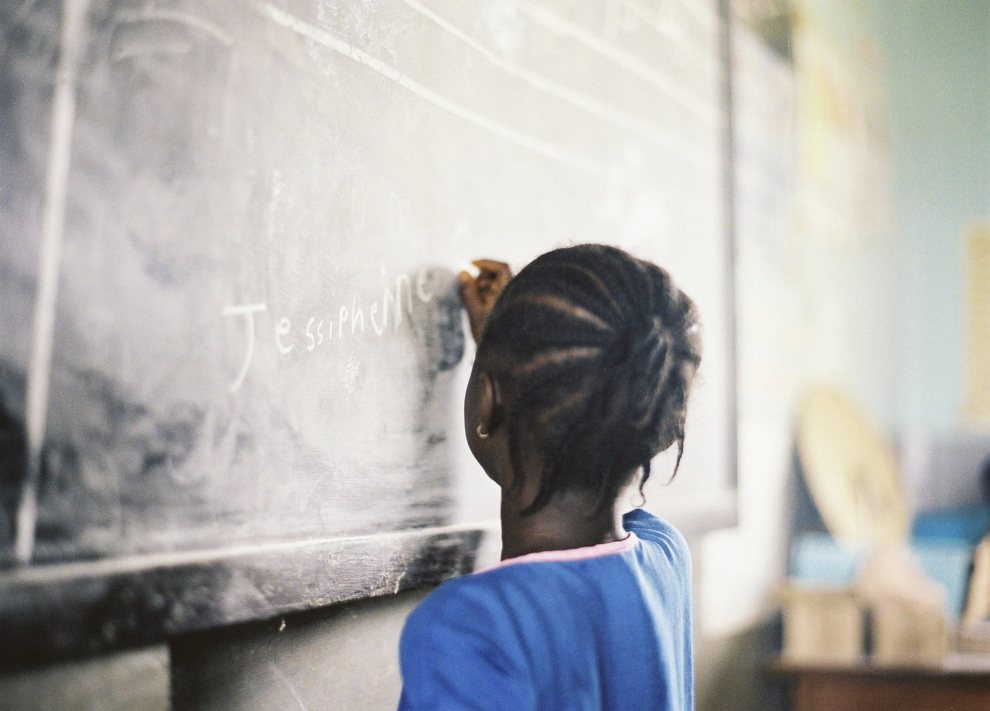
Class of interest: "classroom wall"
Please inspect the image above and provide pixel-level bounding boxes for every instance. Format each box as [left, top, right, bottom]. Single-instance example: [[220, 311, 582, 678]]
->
[[696, 2, 989, 709]]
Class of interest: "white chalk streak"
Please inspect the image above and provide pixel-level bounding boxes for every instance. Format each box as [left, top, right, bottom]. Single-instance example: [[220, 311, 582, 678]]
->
[[222, 302, 267, 392], [269, 663, 309, 711], [401, 0, 691, 160], [257, 2, 604, 175], [517, 2, 714, 123], [115, 8, 234, 46], [619, 0, 717, 36], [15, 0, 90, 564], [618, 0, 680, 38]]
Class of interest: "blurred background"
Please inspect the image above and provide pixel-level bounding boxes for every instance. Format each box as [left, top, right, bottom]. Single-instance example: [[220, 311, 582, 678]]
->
[[700, 0, 990, 708]]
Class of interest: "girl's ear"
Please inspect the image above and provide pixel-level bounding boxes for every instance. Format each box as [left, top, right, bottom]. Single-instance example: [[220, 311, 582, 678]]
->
[[465, 369, 503, 480], [487, 372, 507, 432], [474, 371, 507, 434], [465, 369, 492, 437]]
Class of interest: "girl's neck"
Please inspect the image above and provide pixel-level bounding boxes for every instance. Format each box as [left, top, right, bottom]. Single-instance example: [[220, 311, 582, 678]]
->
[[499, 490, 627, 560]]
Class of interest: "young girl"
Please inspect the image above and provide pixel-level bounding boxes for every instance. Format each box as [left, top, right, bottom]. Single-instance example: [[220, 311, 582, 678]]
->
[[398, 244, 702, 710]]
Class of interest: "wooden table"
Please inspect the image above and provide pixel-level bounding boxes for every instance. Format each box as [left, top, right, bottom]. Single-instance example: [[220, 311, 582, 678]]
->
[[767, 656, 990, 711]]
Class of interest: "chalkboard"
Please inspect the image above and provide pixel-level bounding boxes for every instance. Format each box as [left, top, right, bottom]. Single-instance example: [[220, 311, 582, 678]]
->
[[0, 0, 734, 665]]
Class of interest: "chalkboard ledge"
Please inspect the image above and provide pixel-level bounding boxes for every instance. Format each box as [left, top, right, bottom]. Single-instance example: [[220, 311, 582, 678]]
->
[[0, 524, 494, 671]]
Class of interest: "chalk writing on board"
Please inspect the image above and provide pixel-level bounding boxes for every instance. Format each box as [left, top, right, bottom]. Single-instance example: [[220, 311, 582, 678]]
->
[[223, 270, 437, 392], [221, 302, 268, 393]]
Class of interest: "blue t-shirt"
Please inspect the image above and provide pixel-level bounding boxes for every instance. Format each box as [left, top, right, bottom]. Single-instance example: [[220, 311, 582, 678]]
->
[[397, 508, 693, 710]]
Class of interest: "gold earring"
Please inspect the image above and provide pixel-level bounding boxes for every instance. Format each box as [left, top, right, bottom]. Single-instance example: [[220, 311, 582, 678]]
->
[[476, 424, 490, 439]]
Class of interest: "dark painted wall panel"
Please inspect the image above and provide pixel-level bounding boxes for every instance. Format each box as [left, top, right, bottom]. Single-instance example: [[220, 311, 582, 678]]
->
[[171, 590, 430, 711]]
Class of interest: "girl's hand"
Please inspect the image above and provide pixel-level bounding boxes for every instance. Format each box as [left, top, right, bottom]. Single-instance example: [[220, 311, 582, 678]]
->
[[458, 259, 512, 345]]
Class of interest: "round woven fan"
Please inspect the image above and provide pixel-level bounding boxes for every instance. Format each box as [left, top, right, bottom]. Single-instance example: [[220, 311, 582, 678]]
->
[[797, 387, 909, 545]]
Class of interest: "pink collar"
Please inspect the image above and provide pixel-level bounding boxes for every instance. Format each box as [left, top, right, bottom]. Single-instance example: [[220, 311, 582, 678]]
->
[[476, 532, 639, 574]]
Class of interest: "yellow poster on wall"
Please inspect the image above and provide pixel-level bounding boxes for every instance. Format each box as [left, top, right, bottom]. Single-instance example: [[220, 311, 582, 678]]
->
[[966, 224, 990, 428], [791, 1, 891, 250]]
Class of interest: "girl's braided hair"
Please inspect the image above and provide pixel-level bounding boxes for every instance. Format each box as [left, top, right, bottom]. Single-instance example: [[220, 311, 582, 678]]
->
[[475, 244, 702, 514]]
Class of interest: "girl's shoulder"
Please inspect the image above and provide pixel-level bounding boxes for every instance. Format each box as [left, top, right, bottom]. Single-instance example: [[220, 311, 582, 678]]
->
[[622, 508, 690, 561], [400, 567, 526, 656], [404, 573, 487, 628]]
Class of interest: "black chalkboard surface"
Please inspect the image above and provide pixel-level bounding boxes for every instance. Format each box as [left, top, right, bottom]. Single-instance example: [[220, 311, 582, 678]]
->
[[0, 0, 735, 667]]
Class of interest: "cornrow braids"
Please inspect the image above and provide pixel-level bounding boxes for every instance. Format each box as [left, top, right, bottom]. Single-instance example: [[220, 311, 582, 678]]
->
[[476, 244, 702, 515]]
